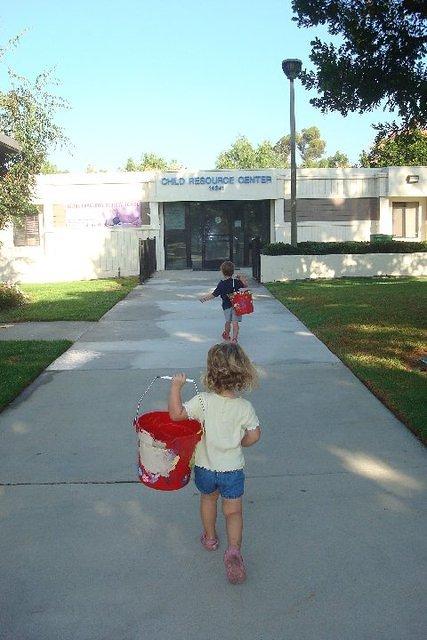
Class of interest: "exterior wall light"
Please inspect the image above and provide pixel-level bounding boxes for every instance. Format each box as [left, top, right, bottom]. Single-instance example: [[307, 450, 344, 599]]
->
[[406, 174, 419, 184]]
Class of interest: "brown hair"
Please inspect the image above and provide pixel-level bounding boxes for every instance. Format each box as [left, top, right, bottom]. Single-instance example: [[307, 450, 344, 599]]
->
[[203, 343, 258, 393], [220, 261, 235, 277]]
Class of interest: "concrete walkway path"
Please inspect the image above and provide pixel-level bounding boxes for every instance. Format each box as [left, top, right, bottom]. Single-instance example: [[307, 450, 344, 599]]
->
[[0, 271, 425, 640], [0, 320, 94, 341]]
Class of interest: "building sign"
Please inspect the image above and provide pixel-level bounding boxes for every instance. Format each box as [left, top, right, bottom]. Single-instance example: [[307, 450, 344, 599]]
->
[[155, 170, 280, 202], [65, 201, 148, 228], [160, 174, 272, 192]]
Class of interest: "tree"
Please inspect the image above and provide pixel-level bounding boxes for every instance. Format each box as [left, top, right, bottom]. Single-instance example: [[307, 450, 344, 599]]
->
[[315, 151, 350, 167], [85, 164, 107, 173], [122, 153, 182, 171], [297, 126, 326, 165], [360, 128, 427, 167], [216, 135, 286, 169], [217, 129, 348, 169], [39, 160, 68, 174], [275, 126, 328, 166], [124, 157, 138, 171], [0, 35, 68, 229], [292, 0, 427, 133]]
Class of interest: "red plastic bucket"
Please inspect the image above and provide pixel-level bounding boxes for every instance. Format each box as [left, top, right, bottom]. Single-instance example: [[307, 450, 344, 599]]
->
[[135, 411, 203, 491], [230, 290, 254, 315]]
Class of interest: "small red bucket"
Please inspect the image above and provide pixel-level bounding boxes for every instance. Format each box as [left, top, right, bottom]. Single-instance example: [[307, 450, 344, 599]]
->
[[230, 290, 254, 316], [135, 410, 203, 491]]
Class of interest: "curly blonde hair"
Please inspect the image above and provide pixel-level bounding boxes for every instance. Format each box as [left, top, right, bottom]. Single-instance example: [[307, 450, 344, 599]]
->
[[203, 343, 258, 393]]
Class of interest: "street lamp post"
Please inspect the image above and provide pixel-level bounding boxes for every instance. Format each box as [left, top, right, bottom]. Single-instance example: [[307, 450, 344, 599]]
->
[[282, 58, 302, 247]]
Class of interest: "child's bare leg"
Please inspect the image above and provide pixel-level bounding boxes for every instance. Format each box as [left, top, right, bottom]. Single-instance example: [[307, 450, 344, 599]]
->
[[222, 497, 243, 548], [231, 321, 239, 342], [200, 491, 219, 539], [223, 320, 231, 340]]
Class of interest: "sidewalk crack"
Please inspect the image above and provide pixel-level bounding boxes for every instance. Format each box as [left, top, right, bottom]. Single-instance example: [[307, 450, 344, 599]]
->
[[1, 471, 353, 487]]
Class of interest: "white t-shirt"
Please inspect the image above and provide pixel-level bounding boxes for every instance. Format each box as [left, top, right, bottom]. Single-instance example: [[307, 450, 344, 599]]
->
[[183, 392, 259, 472]]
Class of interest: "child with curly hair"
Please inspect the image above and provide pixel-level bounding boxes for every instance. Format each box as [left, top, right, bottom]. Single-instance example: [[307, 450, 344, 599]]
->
[[168, 342, 261, 584]]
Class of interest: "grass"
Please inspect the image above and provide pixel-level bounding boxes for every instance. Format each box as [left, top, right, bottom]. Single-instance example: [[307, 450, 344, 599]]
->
[[0, 277, 139, 322], [266, 277, 427, 444], [0, 340, 72, 411]]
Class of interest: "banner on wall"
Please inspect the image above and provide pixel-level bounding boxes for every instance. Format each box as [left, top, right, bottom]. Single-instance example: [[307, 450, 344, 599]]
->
[[65, 202, 147, 228]]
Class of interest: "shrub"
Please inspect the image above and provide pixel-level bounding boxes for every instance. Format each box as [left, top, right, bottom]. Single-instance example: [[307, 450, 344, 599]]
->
[[262, 241, 427, 256], [0, 282, 29, 311]]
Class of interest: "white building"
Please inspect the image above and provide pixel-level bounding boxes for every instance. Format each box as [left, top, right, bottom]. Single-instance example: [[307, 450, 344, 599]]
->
[[0, 166, 425, 282]]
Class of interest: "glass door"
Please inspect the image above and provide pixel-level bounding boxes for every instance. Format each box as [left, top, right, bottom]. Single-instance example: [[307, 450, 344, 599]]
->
[[202, 204, 232, 270], [164, 202, 190, 269], [189, 202, 203, 270], [231, 203, 244, 267], [164, 200, 271, 270]]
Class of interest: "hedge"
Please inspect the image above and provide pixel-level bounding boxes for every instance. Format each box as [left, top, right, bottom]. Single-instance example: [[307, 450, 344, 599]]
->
[[262, 241, 427, 256]]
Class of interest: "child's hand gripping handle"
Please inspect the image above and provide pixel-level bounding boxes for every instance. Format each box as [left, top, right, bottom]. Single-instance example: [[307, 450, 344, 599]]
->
[[159, 375, 195, 383], [133, 375, 203, 426]]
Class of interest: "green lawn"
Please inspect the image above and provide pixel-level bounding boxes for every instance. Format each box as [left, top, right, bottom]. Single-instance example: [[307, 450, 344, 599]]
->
[[266, 277, 427, 444], [0, 277, 139, 322], [0, 340, 72, 411]]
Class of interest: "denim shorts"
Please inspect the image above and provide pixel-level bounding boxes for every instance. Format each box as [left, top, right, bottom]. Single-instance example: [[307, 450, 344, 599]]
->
[[223, 307, 242, 323], [194, 466, 245, 499]]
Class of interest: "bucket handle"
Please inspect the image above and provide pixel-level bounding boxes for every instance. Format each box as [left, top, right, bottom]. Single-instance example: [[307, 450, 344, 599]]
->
[[133, 375, 205, 426]]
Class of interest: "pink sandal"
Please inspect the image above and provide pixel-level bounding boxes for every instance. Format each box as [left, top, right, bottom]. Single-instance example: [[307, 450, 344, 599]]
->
[[224, 546, 246, 584], [201, 532, 219, 551], [231, 337, 238, 344], [222, 331, 230, 341]]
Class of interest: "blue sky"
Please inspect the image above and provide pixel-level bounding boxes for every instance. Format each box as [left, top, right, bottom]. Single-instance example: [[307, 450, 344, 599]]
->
[[2, 1, 393, 171]]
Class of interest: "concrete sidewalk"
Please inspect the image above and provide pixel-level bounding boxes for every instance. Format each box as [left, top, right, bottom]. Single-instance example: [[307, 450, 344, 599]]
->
[[0, 320, 94, 341], [0, 271, 425, 640]]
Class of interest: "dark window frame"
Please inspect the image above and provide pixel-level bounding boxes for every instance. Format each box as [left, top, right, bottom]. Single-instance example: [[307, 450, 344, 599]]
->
[[13, 211, 41, 246]]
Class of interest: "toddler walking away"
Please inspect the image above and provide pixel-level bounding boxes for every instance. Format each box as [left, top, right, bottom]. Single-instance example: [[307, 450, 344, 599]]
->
[[199, 260, 248, 343], [168, 342, 261, 584]]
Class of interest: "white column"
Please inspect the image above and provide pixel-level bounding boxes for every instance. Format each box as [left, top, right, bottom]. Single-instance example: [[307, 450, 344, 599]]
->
[[149, 201, 160, 229], [420, 198, 427, 241], [157, 202, 165, 270], [273, 198, 284, 242], [147, 201, 165, 269], [378, 197, 393, 234]]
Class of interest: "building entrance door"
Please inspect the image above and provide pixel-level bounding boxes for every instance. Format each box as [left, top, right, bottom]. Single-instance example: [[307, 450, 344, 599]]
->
[[202, 203, 232, 270], [164, 200, 270, 270]]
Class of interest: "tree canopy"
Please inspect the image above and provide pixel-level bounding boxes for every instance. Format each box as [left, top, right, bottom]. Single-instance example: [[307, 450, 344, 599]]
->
[[216, 129, 349, 169], [314, 150, 350, 168], [39, 160, 68, 174], [292, 0, 427, 133], [0, 35, 68, 229], [122, 153, 182, 171], [360, 128, 427, 167], [216, 136, 284, 169], [274, 126, 349, 167]]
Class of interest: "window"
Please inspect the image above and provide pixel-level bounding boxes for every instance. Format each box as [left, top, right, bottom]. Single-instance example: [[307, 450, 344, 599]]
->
[[13, 212, 40, 246], [392, 202, 419, 238], [140, 202, 151, 225]]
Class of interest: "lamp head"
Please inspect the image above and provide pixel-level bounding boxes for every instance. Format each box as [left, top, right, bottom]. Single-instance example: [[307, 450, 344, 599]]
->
[[282, 59, 302, 80]]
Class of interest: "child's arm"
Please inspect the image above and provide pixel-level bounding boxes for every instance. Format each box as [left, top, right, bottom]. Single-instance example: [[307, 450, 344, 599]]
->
[[168, 373, 189, 421], [241, 426, 261, 447], [235, 272, 249, 288], [199, 293, 215, 303]]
